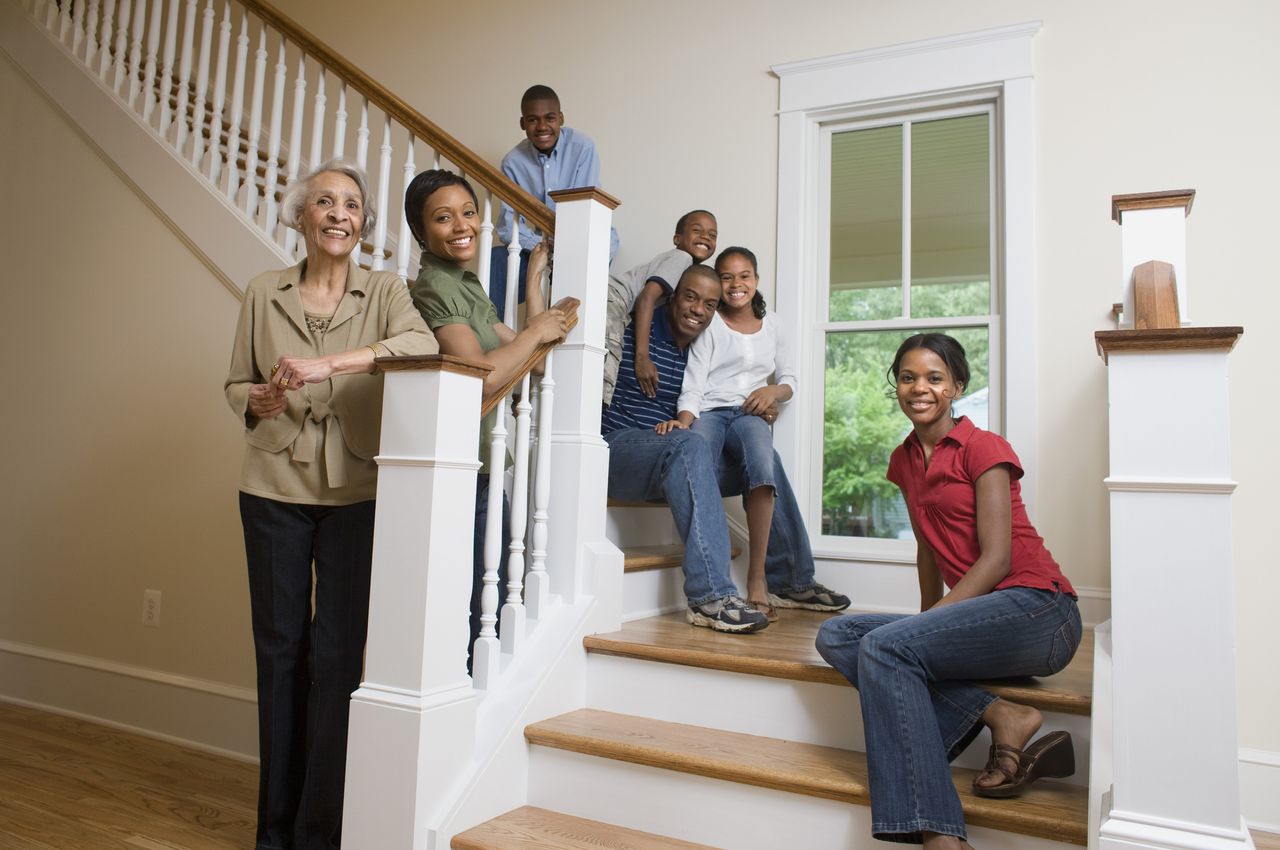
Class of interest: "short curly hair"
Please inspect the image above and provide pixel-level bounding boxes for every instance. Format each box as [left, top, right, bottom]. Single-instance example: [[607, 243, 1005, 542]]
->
[[279, 159, 375, 240]]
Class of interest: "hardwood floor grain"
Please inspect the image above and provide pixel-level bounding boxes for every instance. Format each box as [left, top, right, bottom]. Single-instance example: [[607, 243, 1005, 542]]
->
[[0, 702, 255, 850]]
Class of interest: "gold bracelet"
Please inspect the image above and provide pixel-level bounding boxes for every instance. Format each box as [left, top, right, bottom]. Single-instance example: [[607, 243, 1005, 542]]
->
[[367, 343, 383, 373]]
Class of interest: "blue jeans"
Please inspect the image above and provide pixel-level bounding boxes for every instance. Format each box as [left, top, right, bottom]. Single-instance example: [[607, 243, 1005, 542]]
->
[[239, 493, 376, 850], [815, 587, 1082, 844], [691, 407, 776, 491], [487, 245, 530, 323], [604, 427, 817, 605]]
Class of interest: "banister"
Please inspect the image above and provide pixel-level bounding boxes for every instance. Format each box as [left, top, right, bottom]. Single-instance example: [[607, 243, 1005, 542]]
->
[[480, 296, 580, 417], [236, 0, 557, 238]]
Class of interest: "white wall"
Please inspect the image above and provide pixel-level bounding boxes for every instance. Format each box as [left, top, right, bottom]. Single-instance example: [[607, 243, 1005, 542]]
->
[[266, 0, 1279, 757]]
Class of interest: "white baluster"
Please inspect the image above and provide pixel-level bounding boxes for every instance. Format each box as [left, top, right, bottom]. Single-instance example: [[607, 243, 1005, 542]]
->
[[504, 227, 522, 328], [222, 11, 247, 198], [72, 0, 86, 56], [172, 0, 196, 148], [83, 0, 100, 66], [477, 193, 494, 286], [109, 0, 129, 94], [526, 350, 554, 620], [204, 1, 230, 181], [472, 398, 508, 690], [396, 133, 415, 278], [371, 121, 392, 271], [95, 0, 115, 79], [500, 373, 532, 654], [59, 0, 72, 44], [44, 0, 57, 33], [262, 35, 287, 235], [330, 83, 346, 159], [140, 0, 161, 118], [187, 0, 214, 164], [307, 70, 325, 174], [33, 0, 45, 26], [432, 153, 441, 170], [241, 28, 267, 217], [354, 96, 369, 172], [125, 0, 145, 109], [283, 55, 306, 256], [156, 0, 179, 130]]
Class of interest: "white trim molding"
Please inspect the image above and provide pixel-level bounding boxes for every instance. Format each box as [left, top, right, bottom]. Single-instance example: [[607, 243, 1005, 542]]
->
[[771, 22, 1042, 561], [0, 639, 257, 759], [1104, 476, 1237, 494], [1240, 748, 1280, 834]]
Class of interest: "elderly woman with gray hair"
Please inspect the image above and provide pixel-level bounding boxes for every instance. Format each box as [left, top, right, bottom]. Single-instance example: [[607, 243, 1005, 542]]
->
[[225, 159, 436, 850]]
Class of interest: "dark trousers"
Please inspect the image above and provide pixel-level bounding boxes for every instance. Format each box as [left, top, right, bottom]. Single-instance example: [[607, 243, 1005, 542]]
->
[[239, 493, 376, 850], [487, 245, 530, 322], [470, 474, 510, 672]]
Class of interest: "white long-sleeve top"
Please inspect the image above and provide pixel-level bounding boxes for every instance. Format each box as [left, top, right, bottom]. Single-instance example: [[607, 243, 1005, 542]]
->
[[678, 311, 797, 416]]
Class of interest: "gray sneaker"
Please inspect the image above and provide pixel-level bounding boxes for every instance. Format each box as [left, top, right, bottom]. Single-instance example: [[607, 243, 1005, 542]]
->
[[768, 583, 851, 612], [687, 595, 770, 633]]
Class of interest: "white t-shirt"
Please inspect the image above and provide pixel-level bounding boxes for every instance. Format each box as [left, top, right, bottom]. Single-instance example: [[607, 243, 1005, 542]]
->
[[677, 311, 797, 416]]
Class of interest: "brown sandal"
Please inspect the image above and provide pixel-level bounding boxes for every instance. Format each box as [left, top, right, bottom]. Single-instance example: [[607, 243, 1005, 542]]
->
[[747, 599, 779, 622], [972, 730, 1074, 798]]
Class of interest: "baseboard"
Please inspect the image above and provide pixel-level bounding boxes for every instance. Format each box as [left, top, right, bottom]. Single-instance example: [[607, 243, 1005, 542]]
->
[[0, 638, 258, 760], [1241, 748, 1280, 833]]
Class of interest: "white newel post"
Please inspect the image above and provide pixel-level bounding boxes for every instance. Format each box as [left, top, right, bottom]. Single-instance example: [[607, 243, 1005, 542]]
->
[[1092, 192, 1249, 850], [342, 355, 491, 850], [544, 188, 619, 607]]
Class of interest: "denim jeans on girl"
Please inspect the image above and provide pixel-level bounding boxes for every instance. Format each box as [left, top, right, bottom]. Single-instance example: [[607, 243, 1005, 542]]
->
[[690, 406, 775, 492], [815, 586, 1082, 844]]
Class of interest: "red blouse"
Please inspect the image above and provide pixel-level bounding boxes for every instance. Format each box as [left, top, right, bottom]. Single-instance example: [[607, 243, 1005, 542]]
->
[[886, 417, 1074, 596]]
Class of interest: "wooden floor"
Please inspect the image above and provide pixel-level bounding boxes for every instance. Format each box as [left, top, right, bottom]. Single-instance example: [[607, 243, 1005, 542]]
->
[[0, 701, 255, 850], [2, 699, 1277, 850]]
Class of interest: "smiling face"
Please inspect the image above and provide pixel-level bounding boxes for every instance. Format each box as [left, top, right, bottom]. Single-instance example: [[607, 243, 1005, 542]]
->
[[300, 171, 364, 259], [666, 267, 722, 349], [895, 347, 964, 432], [519, 97, 564, 153], [716, 252, 758, 315], [422, 184, 479, 266], [673, 212, 717, 262]]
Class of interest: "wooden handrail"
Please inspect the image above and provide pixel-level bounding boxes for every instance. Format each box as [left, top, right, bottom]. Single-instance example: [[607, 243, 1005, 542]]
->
[[480, 297, 580, 417], [238, 0, 556, 237]]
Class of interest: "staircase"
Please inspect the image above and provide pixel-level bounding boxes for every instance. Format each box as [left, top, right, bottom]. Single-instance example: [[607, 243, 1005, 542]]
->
[[445, 503, 1091, 850], [4, 2, 1095, 848]]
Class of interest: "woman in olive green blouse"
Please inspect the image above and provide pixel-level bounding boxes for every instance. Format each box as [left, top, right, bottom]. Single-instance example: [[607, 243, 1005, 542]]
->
[[225, 159, 436, 850], [405, 169, 569, 667]]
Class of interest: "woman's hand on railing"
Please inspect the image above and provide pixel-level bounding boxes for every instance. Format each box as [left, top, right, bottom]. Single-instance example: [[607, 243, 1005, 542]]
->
[[271, 347, 378, 390], [526, 308, 571, 346]]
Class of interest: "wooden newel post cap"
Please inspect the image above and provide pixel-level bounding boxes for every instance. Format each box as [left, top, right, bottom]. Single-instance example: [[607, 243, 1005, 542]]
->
[[375, 353, 492, 378]]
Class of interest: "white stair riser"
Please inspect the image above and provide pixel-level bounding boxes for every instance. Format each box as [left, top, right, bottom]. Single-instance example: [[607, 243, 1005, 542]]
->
[[587, 653, 1092, 785], [529, 746, 1083, 850], [622, 567, 687, 621], [607, 506, 679, 549]]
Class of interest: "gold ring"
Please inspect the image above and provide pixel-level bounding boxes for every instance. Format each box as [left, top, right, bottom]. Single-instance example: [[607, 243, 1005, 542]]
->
[[277, 376, 289, 388], [270, 363, 280, 375]]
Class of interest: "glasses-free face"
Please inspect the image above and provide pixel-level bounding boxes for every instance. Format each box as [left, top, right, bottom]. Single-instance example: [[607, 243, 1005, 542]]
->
[[673, 213, 717, 262], [716, 254, 758, 314], [422, 184, 479, 266], [894, 347, 964, 431], [301, 172, 364, 258], [519, 98, 564, 153]]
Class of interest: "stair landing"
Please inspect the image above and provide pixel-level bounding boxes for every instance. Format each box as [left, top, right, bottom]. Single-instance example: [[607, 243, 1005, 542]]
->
[[585, 609, 1093, 716]]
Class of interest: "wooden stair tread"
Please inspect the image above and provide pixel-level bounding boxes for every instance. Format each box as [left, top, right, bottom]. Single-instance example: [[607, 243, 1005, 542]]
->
[[622, 544, 741, 573], [585, 610, 1093, 716], [452, 806, 720, 850], [527, 709, 1087, 846]]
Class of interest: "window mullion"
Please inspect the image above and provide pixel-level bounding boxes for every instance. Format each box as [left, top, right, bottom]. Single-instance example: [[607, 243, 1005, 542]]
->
[[901, 120, 912, 320]]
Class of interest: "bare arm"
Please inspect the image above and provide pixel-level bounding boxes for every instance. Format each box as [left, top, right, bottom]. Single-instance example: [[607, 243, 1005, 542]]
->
[[632, 280, 666, 398], [928, 465, 1014, 610], [911, 513, 944, 611]]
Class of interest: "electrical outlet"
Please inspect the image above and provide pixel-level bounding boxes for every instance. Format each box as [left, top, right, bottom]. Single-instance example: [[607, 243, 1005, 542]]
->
[[142, 589, 162, 628]]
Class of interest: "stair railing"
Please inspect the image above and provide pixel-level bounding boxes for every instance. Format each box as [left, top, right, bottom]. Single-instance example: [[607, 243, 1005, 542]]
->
[[24, 0, 553, 285]]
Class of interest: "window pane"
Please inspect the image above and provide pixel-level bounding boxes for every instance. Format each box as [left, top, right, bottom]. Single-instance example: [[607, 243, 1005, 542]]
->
[[830, 125, 902, 322], [910, 115, 990, 318], [822, 326, 990, 539]]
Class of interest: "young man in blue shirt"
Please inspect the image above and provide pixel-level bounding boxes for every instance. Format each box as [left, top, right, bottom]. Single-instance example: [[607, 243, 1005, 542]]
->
[[490, 84, 619, 320], [603, 265, 850, 632]]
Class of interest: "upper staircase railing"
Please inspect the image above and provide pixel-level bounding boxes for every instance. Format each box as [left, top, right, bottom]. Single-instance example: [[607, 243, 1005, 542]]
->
[[26, 0, 551, 293]]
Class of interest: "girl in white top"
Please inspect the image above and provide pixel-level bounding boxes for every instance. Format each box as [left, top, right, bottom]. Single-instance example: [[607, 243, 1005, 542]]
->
[[675, 247, 797, 619]]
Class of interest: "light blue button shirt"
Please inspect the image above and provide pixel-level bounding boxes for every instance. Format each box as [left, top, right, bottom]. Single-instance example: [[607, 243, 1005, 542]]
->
[[497, 126, 619, 261]]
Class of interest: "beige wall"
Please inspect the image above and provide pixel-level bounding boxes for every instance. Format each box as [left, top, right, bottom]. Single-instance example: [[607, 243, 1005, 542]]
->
[[270, 0, 1280, 749], [0, 57, 255, 688]]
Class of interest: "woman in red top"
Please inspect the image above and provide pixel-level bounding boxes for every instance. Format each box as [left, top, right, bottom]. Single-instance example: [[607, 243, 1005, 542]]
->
[[816, 333, 1082, 850]]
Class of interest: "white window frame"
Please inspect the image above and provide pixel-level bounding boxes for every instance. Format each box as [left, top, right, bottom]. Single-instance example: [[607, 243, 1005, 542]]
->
[[771, 22, 1040, 562]]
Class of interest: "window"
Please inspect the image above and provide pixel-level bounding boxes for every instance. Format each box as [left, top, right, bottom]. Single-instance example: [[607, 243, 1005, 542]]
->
[[821, 108, 997, 541], [772, 22, 1038, 561]]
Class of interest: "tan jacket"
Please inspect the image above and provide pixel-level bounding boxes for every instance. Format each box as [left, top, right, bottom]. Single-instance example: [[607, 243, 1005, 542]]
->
[[225, 261, 437, 501]]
